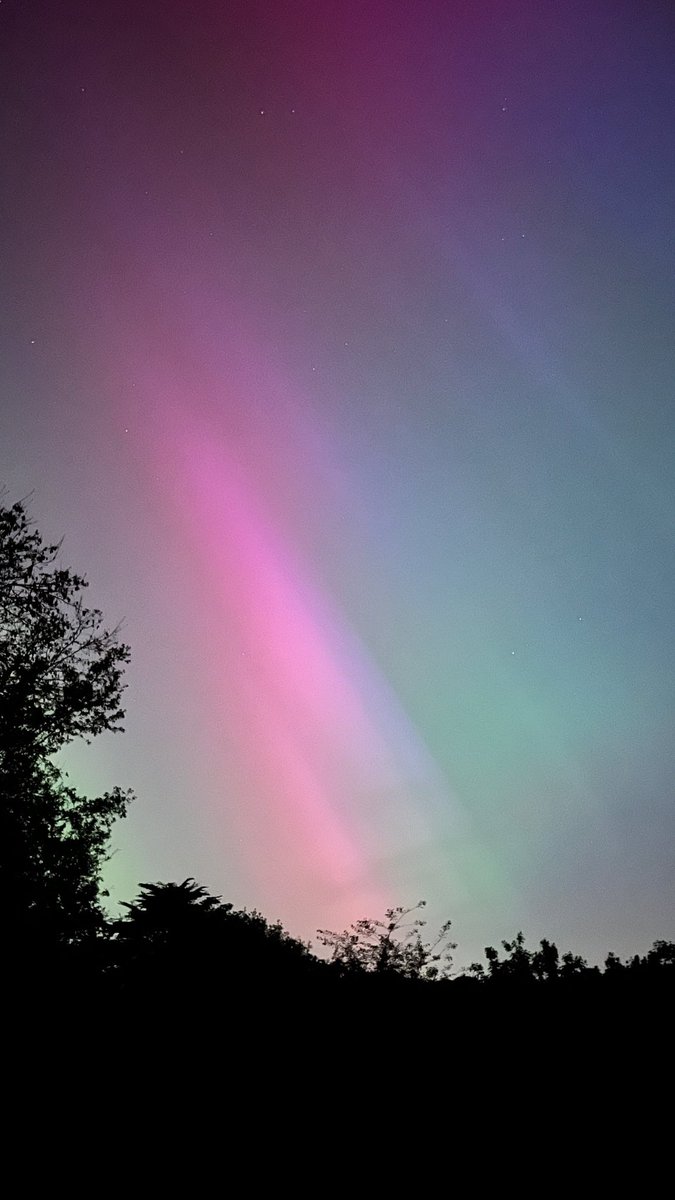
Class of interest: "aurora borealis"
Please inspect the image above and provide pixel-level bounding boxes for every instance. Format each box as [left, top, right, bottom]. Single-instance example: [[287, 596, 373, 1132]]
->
[[2, 1, 674, 965]]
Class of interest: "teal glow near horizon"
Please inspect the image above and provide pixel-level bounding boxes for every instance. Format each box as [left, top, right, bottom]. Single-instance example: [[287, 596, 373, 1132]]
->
[[2, 1, 674, 964]]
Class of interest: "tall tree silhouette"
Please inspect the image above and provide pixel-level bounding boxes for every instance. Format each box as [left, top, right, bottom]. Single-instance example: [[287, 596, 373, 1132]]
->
[[0, 498, 133, 950]]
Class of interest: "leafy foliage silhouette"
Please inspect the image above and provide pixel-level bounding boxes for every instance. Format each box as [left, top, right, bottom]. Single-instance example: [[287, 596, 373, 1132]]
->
[[112, 878, 318, 1000], [0, 498, 130, 755], [468, 931, 598, 984], [0, 497, 133, 950], [317, 901, 456, 981]]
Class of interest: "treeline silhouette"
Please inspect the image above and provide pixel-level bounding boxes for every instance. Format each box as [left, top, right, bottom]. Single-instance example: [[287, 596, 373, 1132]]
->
[[2, 496, 673, 1023]]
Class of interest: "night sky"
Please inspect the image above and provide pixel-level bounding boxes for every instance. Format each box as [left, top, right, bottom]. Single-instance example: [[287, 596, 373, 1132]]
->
[[2, 0, 674, 965]]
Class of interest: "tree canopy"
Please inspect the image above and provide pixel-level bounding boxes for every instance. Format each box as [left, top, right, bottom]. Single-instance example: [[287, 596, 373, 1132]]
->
[[112, 878, 318, 1000], [0, 497, 133, 949], [317, 901, 456, 982], [0, 499, 129, 760]]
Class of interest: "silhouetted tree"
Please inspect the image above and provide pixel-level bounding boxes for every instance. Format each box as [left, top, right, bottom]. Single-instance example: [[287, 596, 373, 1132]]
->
[[644, 940, 675, 972], [604, 940, 675, 983], [604, 951, 627, 975], [469, 931, 535, 983], [112, 879, 318, 1000], [532, 937, 560, 982], [0, 497, 133, 950], [317, 901, 456, 982], [469, 932, 598, 987], [119, 877, 226, 930], [559, 950, 591, 980]]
